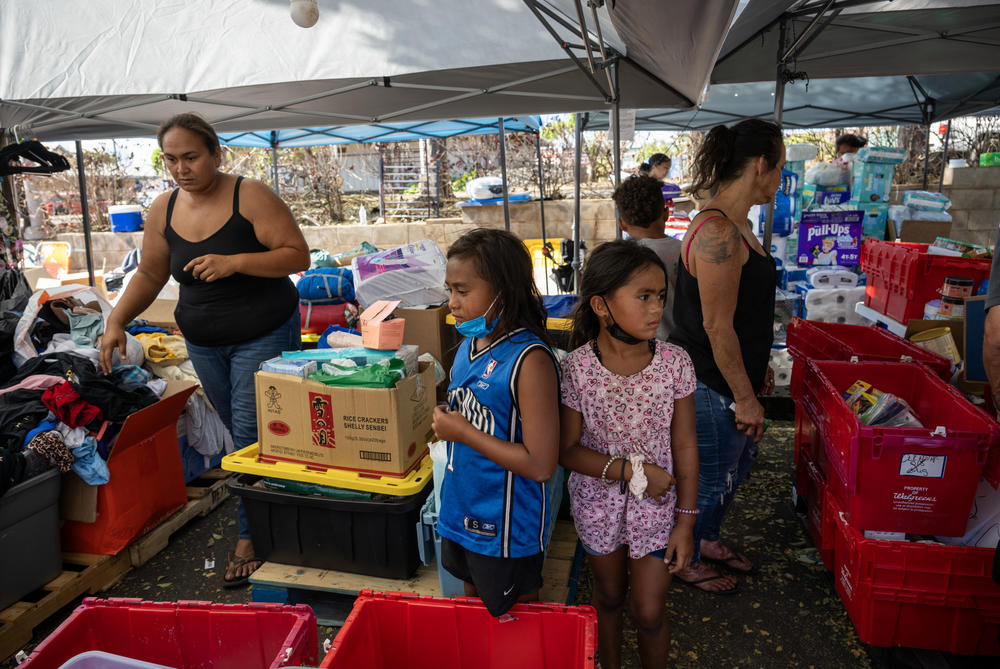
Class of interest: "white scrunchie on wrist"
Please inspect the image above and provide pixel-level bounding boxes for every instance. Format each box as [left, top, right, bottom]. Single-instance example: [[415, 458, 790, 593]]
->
[[628, 453, 647, 499]]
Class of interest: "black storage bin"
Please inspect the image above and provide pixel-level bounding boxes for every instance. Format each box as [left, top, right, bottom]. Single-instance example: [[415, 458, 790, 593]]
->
[[0, 469, 61, 611], [229, 473, 431, 579]]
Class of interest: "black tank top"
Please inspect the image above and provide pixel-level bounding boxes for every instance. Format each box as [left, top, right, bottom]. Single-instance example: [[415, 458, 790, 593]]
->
[[668, 210, 776, 399], [164, 176, 299, 347]]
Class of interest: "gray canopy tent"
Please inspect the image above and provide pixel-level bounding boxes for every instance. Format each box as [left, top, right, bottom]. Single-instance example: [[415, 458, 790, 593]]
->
[[717, 0, 1000, 247], [0, 0, 740, 288]]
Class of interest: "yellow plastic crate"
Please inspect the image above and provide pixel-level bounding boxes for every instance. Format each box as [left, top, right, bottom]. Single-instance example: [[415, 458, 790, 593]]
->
[[221, 443, 432, 496]]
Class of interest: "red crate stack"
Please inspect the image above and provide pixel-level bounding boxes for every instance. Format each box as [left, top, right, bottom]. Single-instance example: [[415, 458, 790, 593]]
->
[[860, 240, 991, 323], [832, 510, 1000, 655], [800, 359, 997, 536]]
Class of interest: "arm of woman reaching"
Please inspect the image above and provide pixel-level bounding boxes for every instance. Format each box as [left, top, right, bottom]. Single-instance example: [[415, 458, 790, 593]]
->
[[689, 217, 764, 441], [663, 393, 698, 573], [98, 194, 173, 374], [183, 179, 310, 282], [432, 348, 559, 482], [558, 405, 676, 499]]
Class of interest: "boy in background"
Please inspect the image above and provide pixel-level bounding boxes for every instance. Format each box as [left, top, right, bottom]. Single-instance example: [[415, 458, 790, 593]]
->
[[612, 175, 682, 340]]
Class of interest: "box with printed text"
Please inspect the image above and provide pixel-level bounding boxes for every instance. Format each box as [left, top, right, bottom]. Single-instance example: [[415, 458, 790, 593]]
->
[[255, 362, 434, 476]]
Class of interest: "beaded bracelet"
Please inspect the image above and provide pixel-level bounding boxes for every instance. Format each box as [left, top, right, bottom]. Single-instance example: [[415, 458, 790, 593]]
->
[[600, 456, 620, 486], [676, 507, 700, 516]]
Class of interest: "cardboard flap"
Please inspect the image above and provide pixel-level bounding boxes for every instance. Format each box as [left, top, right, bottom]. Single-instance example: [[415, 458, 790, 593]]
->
[[111, 383, 196, 459], [360, 300, 401, 326]]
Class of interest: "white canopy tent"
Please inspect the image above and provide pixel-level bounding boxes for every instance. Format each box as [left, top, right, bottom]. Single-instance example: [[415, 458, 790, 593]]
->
[[0, 0, 738, 141], [0, 0, 740, 289]]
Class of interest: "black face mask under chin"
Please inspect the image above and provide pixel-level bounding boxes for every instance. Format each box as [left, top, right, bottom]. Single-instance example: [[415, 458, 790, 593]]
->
[[600, 297, 644, 345]]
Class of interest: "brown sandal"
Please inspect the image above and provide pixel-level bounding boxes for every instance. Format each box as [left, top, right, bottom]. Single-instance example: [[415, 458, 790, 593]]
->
[[222, 553, 262, 589]]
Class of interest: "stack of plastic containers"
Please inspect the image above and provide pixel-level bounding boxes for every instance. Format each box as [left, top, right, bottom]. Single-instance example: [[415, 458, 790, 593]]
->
[[787, 317, 1000, 655], [223, 445, 432, 578], [861, 240, 991, 323]]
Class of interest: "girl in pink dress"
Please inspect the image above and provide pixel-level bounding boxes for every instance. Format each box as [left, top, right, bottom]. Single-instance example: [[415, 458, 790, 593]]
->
[[559, 240, 699, 669]]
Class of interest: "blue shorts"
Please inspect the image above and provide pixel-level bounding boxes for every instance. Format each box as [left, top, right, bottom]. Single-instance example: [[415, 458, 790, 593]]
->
[[580, 540, 667, 560]]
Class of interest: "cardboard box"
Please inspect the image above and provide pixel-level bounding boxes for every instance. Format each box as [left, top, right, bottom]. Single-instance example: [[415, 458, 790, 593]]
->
[[855, 202, 888, 240], [898, 219, 953, 244], [137, 298, 178, 328], [35, 271, 107, 297], [903, 318, 986, 395], [397, 304, 459, 370], [851, 161, 895, 204], [360, 300, 405, 350], [59, 380, 195, 554], [256, 361, 434, 476]]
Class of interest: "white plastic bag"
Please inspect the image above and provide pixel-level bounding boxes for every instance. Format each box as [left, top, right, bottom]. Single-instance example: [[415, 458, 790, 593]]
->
[[465, 176, 503, 200], [13, 285, 113, 367], [351, 240, 449, 309], [804, 161, 851, 186]]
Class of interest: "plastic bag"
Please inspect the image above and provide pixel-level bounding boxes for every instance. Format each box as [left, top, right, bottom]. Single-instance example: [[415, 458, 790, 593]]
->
[[351, 240, 449, 309], [297, 267, 355, 304], [310, 357, 405, 388], [465, 176, 504, 200], [804, 161, 851, 187], [0, 269, 31, 314]]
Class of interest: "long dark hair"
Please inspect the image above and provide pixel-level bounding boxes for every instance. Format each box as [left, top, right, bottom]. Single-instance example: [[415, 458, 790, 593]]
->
[[157, 113, 221, 156], [447, 228, 550, 345], [690, 119, 782, 195], [569, 240, 666, 350]]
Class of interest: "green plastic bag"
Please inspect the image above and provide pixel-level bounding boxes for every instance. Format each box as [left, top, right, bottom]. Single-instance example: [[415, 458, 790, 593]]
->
[[309, 357, 405, 388]]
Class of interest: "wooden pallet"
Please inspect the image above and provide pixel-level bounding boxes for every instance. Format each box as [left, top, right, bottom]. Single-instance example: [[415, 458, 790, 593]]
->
[[0, 470, 231, 662], [250, 520, 581, 626]]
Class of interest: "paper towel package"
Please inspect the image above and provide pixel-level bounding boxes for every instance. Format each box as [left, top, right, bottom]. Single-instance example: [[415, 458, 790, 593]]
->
[[796, 211, 864, 266], [807, 267, 859, 288], [351, 239, 449, 309]]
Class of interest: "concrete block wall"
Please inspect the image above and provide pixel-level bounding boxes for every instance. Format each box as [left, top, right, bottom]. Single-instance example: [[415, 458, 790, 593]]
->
[[941, 166, 1000, 248], [53, 199, 622, 271]]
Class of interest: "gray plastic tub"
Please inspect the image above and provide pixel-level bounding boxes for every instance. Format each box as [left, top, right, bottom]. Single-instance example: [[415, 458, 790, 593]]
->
[[0, 469, 61, 611]]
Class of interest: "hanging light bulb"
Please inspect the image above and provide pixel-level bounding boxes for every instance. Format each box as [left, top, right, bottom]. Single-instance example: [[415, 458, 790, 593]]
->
[[289, 0, 319, 28]]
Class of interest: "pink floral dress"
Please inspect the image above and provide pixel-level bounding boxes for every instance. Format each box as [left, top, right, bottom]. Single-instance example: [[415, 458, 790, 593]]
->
[[560, 339, 696, 559]]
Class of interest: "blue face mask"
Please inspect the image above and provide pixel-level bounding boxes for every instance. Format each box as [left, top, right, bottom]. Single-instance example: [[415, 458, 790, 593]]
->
[[455, 296, 500, 339]]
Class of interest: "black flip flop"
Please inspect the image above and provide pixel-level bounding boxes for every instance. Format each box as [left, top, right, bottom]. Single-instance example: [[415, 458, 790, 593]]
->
[[222, 555, 262, 589], [704, 550, 756, 575], [676, 574, 739, 596]]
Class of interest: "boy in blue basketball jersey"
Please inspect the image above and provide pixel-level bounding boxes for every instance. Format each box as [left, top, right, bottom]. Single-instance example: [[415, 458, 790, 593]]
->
[[432, 229, 560, 617]]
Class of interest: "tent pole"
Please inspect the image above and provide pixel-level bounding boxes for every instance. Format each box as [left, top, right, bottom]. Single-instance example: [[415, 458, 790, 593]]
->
[[612, 90, 622, 241], [763, 17, 788, 254], [922, 123, 931, 190], [938, 120, 951, 192], [75, 140, 95, 288], [535, 132, 551, 295], [270, 131, 279, 196], [498, 117, 511, 232], [573, 113, 583, 293], [378, 150, 385, 224]]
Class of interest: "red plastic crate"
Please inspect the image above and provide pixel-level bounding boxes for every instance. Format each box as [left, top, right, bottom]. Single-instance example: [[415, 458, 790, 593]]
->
[[801, 453, 839, 571], [801, 360, 998, 535], [794, 404, 826, 473], [787, 318, 952, 401], [861, 240, 991, 323], [832, 510, 1000, 655], [19, 597, 318, 669], [320, 590, 597, 669]]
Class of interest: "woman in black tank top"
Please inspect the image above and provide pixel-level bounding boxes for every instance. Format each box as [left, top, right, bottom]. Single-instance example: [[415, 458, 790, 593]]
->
[[98, 113, 310, 588], [667, 119, 784, 594]]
